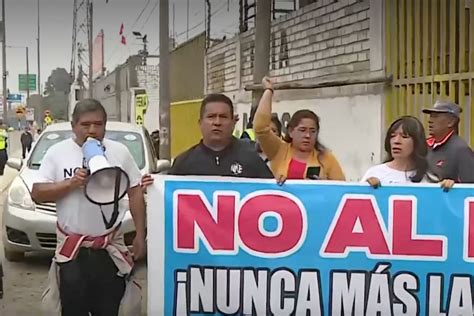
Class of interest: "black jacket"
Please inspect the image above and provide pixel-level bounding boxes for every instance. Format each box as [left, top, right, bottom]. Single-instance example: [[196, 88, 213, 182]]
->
[[169, 138, 273, 178], [21, 132, 33, 147]]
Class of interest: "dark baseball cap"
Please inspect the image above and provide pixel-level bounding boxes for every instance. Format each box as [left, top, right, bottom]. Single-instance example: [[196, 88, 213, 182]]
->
[[422, 100, 462, 118]]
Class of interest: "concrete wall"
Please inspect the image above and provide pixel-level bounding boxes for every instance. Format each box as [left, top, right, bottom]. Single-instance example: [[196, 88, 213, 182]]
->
[[93, 71, 118, 120], [93, 55, 142, 123], [170, 33, 206, 102]]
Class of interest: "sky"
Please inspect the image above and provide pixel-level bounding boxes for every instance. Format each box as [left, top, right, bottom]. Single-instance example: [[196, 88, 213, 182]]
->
[[1, 0, 240, 97]]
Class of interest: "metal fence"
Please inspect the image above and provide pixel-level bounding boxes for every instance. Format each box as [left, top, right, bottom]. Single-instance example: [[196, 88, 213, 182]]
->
[[385, 0, 474, 146]]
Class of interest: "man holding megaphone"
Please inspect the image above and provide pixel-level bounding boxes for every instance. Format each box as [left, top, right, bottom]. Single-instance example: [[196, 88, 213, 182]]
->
[[32, 99, 146, 316]]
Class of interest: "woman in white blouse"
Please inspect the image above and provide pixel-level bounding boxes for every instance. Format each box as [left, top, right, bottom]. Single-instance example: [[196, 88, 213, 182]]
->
[[362, 116, 453, 190]]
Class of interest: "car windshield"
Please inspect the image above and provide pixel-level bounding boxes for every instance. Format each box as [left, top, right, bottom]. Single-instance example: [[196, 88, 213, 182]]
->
[[28, 130, 145, 170]]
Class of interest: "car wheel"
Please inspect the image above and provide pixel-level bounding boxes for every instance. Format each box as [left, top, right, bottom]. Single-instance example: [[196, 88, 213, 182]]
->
[[4, 248, 25, 262]]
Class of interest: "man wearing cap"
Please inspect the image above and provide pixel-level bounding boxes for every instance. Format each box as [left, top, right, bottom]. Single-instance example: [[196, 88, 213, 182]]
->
[[422, 100, 474, 183]]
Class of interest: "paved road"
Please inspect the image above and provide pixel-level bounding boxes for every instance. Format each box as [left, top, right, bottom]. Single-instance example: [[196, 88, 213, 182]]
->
[[1, 131, 21, 193], [0, 193, 150, 315], [0, 132, 149, 315]]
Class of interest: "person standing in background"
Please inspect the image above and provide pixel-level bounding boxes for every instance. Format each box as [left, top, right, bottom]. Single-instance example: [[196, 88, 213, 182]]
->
[[0, 120, 8, 176], [20, 127, 33, 159], [422, 100, 474, 183], [30, 121, 39, 140]]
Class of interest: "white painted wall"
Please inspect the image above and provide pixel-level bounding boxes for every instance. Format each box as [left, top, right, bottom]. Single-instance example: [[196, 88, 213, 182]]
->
[[234, 94, 384, 181]]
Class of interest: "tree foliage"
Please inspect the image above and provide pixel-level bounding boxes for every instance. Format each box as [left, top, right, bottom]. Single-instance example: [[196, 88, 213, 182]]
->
[[44, 68, 72, 96], [42, 68, 72, 120]]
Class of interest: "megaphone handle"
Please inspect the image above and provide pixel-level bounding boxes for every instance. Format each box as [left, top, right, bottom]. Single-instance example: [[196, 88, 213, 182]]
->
[[100, 167, 122, 230]]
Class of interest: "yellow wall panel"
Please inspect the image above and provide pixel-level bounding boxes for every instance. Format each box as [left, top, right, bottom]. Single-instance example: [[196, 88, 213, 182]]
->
[[170, 99, 203, 158]]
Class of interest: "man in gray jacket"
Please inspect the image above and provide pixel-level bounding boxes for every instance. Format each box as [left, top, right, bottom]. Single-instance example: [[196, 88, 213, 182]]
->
[[423, 100, 474, 183]]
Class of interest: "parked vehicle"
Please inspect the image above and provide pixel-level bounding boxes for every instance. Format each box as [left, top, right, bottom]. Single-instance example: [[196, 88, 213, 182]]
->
[[2, 121, 170, 261]]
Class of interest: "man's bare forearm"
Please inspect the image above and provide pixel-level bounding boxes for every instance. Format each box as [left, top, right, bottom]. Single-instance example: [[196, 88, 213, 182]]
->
[[31, 181, 75, 203], [128, 186, 146, 237]]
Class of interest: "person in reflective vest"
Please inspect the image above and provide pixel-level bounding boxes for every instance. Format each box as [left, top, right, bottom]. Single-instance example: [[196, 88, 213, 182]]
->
[[44, 115, 53, 127], [240, 128, 256, 141], [240, 105, 258, 142], [0, 122, 8, 176], [232, 129, 241, 138]]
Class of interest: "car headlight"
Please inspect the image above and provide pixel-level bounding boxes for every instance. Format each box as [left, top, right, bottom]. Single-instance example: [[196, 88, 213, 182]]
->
[[8, 177, 35, 211]]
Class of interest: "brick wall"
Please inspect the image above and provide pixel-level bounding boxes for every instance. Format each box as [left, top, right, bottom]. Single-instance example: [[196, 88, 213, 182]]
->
[[206, 0, 371, 93], [206, 38, 238, 93]]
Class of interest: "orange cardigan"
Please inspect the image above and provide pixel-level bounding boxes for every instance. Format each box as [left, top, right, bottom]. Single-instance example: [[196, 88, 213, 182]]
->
[[253, 112, 346, 180]]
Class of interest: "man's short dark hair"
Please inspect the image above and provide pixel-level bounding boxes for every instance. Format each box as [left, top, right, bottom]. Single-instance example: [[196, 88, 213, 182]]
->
[[200, 94, 234, 118], [72, 98, 107, 124]]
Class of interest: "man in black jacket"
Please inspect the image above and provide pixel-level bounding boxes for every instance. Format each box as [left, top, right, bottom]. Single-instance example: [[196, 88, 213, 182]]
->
[[170, 94, 273, 178], [20, 126, 33, 159]]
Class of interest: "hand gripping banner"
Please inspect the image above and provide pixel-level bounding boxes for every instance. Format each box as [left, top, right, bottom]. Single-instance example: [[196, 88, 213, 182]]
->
[[147, 176, 474, 316]]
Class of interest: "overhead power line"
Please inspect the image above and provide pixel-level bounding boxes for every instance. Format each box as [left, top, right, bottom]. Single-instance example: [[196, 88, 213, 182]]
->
[[130, 0, 151, 30], [140, 0, 159, 31], [153, 0, 229, 53]]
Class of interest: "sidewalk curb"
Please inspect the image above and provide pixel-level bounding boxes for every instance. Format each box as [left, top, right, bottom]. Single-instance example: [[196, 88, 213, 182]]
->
[[0, 172, 16, 194], [0, 150, 22, 194]]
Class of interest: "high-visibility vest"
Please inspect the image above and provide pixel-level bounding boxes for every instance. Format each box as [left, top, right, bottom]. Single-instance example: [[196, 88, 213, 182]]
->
[[44, 116, 52, 126], [241, 128, 255, 141], [0, 129, 7, 150], [232, 129, 241, 138]]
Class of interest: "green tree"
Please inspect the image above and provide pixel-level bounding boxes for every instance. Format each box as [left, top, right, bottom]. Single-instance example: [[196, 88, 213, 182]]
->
[[42, 68, 72, 120], [44, 68, 72, 96]]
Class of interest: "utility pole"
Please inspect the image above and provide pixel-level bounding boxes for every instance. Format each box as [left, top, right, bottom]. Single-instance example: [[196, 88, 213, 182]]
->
[[1, 0, 7, 122], [251, 0, 271, 118], [87, 0, 93, 98], [186, 0, 189, 40], [26, 47, 29, 107], [37, 0, 40, 94], [172, 3, 175, 41], [159, 0, 171, 159], [205, 0, 210, 49]]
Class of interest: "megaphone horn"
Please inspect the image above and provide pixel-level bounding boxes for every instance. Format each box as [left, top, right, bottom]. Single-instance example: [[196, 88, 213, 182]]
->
[[82, 137, 130, 206]]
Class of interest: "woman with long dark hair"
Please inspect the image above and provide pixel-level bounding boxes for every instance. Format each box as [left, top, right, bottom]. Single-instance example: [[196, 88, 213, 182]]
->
[[362, 115, 454, 190], [253, 77, 345, 183]]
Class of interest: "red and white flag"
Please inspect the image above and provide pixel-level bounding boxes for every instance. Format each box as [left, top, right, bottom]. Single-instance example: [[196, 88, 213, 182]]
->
[[119, 23, 126, 45]]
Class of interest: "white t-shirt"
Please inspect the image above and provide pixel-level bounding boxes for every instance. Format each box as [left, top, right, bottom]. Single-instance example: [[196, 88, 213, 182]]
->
[[36, 138, 141, 236], [361, 163, 429, 185]]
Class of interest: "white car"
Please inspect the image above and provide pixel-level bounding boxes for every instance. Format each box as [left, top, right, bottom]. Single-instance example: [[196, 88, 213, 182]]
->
[[2, 121, 170, 261]]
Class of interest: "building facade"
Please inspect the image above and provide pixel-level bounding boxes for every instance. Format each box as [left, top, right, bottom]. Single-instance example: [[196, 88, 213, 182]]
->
[[204, 0, 474, 180], [207, 0, 385, 180]]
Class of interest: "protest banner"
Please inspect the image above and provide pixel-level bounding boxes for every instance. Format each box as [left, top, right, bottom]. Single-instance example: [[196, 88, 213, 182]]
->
[[147, 176, 474, 315]]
